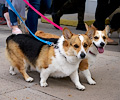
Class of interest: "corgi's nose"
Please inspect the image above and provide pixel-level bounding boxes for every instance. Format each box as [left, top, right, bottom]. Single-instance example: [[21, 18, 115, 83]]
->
[[80, 52, 86, 59], [100, 42, 105, 47]]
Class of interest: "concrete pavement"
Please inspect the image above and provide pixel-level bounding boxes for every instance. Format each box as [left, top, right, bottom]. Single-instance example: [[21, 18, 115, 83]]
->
[[0, 19, 120, 100]]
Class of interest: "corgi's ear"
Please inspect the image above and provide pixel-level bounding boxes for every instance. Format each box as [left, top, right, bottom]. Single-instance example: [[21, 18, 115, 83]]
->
[[104, 25, 110, 35], [85, 27, 95, 39], [85, 23, 89, 31], [63, 27, 73, 39]]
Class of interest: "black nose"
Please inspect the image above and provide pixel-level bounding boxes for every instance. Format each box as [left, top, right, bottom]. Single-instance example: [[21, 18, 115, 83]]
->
[[80, 52, 86, 59], [100, 42, 105, 47]]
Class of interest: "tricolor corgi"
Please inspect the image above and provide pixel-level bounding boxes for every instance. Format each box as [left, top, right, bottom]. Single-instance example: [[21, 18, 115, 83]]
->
[[79, 24, 109, 85], [6, 27, 91, 90]]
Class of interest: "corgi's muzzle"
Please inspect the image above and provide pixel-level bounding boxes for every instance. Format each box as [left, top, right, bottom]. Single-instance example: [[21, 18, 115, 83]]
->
[[80, 52, 86, 59], [93, 42, 105, 53]]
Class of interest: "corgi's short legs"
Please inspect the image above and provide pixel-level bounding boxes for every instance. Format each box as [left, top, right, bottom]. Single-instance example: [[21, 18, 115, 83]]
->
[[40, 68, 52, 87], [70, 70, 85, 90], [81, 69, 96, 85], [9, 66, 16, 75]]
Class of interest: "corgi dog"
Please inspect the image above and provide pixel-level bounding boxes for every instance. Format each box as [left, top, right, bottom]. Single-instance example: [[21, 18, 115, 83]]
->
[[6, 27, 91, 90], [35, 24, 109, 89], [79, 24, 109, 85]]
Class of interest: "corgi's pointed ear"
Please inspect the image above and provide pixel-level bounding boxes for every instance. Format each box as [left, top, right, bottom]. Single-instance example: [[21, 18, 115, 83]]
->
[[104, 25, 110, 35], [85, 27, 95, 39], [85, 23, 89, 31], [63, 27, 73, 39]]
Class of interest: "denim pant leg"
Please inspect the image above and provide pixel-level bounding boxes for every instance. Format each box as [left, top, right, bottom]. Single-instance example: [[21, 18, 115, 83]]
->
[[43, 0, 52, 10], [8, 9, 18, 26], [0, 4, 3, 17], [26, 0, 40, 34]]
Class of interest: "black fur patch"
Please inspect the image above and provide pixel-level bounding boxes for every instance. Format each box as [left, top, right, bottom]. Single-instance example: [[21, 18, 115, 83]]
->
[[6, 34, 58, 64]]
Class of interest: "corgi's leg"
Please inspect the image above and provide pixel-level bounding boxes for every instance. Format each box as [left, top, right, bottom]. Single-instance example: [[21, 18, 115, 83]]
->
[[23, 59, 31, 72], [40, 68, 51, 87], [9, 66, 16, 75], [70, 70, 85, 90], [26, 65, 31, 72], [81, 69, 96, 85], [18, 67, 34, 82]]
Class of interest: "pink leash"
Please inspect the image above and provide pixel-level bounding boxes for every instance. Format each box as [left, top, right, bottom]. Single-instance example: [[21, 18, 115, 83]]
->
[[23, 0, 63, 31]]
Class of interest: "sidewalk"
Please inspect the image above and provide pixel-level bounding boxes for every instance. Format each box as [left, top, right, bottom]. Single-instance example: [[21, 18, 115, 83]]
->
[[0, 15, 120, 100]]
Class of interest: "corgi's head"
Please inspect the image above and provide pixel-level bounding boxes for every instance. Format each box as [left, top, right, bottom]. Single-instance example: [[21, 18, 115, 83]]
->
[[85, 24, 109, 53], [58, 27, 91, 63]]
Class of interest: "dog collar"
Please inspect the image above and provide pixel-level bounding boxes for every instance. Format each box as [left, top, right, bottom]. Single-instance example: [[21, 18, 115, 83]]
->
[[89, 51, 96, 56], [58, 49, 67, 59], [51, 43, 59, 49], [93, 42, 98, 49]]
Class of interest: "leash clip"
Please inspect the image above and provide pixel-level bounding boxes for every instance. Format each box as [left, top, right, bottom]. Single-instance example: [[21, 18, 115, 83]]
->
[[51, 43, 59, 49]]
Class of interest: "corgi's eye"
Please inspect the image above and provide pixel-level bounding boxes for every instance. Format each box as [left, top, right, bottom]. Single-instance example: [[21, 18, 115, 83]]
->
[[94, 36, 99, 39], [84, 43, 88, 48], [103, 36, 106, 39], [74, 44, 79, 48]]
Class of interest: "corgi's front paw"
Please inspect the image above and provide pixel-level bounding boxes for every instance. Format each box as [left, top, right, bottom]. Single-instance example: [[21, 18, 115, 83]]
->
[[26, 77, 34, 82], [9, 70, 16, 75], [76, 84, 85, 90], [88, 79, 96, 85], [40, 81, 48, 87]]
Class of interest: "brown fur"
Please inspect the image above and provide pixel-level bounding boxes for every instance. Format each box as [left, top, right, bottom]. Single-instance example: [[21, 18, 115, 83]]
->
[[6, 40, 30, 80], [79, 59, 88, 71], [36, 45, 55, 69], [35, 30, 60, 39]]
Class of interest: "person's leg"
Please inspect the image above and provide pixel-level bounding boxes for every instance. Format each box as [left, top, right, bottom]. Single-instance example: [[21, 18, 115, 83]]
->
[[93, 0, 120, 30], [39, 0, 51, 15], [44, 0, 51, 10], [52, 0, 67, 14], [26, 0, 40, 34], [0, 4, 7, 25], [76, 0, 86, 31], [93, 0, 108, 30], [0, 4, 3, 17], [52, 0, 73, 29], [8, 9, 22, 34]]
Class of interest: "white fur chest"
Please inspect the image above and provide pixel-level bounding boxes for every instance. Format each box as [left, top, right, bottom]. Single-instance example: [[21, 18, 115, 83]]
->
[[86, 46, 98, 66], [49, 49, 80, 78], [87, 53, 96, 66]]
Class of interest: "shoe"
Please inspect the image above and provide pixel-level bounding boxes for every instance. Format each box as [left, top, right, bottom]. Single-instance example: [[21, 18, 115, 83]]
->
[[52, 13, 60, 30], [0, 17, 7, 25], [4, 13, 12, 29], [12, 28, 22, 34], [76, 24, 87, 31], [107, 41, 118, 45]]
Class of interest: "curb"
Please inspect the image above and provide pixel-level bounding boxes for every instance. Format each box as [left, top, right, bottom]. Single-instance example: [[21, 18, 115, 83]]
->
[[41, 17, 110, 26]]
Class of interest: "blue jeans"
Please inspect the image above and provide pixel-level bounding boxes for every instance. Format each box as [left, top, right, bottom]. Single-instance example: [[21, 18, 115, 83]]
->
[[8, 9, 18, 26], [26, 0, 51, 34], [0, 4, 3, 17], [0, 4, 8, 18]]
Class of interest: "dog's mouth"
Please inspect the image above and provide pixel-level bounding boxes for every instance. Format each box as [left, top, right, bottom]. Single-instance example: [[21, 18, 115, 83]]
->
[[93, 42, 104, 53], [97, 47, 104, 53]]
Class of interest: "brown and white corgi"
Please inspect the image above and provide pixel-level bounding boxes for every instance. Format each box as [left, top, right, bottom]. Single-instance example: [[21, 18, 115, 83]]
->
[[79, 24, 109, 85], [6, 27, 91, 90]]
